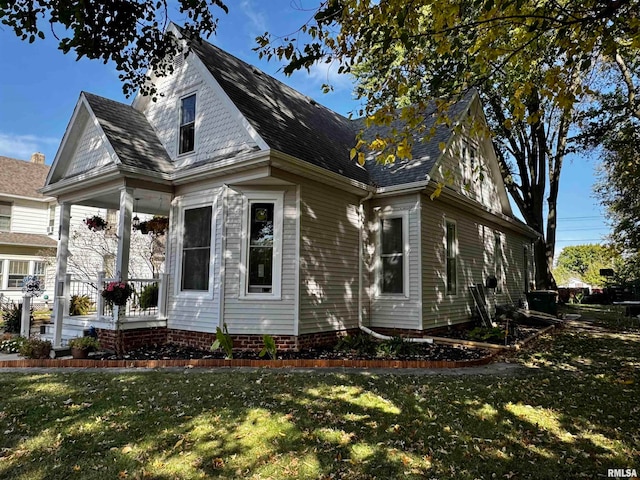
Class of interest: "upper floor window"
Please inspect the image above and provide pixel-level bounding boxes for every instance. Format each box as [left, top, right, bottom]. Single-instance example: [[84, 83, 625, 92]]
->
[[34, 261, 46, 285], [181, 205, 212, 291], [0, 201, 11, 232], [48, 204, 56, 235], [380, 216, 406, 295], [445, 220, 458, 295], [179, 94, 196, 154]]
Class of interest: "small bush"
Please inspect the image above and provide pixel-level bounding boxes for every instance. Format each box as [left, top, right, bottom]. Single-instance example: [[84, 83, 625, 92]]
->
[[139, 283, 159, 310], [69, 295, 92, 316], [19, 338, 52, 359], [377, 336, 419, 358], [0, 301, 24, 334], [468, 326, 505, 342], [68, 336, 100, 352]]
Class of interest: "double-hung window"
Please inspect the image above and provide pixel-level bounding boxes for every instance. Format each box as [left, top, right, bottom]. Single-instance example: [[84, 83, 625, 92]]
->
[[48, 204, 55, 235], [241, 192, 283, 298], [8, 260, 29, 289], [181, 205, 212, 291], [179, 94, 196, 154], [445, 220, 457, 295], [379, 215, 407, 295], [0, 201, 11, 232]]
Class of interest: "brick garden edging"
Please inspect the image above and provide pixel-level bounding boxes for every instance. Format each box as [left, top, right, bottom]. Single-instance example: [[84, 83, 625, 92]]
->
[[0, 351, 499, 369]]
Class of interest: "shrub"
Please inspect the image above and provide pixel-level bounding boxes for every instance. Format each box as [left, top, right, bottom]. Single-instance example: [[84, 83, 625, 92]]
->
[[0, 301, 24, 334], [377, 336, 419, 358], [468, 326, 505, 342], [68, 336, 100, 351], [19, 338, 52, 359], [139, 283, 159, 310], [69, 295, 92, 316]]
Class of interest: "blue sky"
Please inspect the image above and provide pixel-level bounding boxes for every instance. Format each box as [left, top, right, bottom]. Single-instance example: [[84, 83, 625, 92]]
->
[[0, 0, 609, 254]]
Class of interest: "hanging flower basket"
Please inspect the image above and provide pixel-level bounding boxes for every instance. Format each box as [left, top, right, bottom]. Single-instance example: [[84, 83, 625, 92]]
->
[[137, 216, 169, 235], [84, 215, 108, 232], [101, 281, 134, 306]]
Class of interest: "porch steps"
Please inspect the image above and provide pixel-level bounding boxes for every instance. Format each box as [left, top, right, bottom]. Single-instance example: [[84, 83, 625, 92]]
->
[[40, 318, 92, 346]]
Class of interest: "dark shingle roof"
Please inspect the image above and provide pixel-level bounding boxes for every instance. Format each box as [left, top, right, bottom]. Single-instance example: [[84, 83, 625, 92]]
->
[[0, 232, 57, 248], [0, 156, 50, 198], [83, 92, 174, 174], [360, 92, 475, 187], [188, 39, 371, 184]]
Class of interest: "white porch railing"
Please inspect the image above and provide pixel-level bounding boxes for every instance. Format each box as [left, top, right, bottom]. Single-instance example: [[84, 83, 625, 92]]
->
[[64, 272, 168, 324]]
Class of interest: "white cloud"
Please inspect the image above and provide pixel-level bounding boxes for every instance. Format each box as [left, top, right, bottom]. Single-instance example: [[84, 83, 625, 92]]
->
[[0, 133, 59, 161], [240, 0, 268, 36]]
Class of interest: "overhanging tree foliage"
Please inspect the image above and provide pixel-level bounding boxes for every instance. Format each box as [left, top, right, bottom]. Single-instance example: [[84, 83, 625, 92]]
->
[[257, 0, 639, 289], [0, 0, 228, 98]]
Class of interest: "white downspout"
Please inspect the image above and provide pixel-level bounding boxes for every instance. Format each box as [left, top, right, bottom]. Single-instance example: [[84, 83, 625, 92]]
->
[[358, 180, 435, 344]]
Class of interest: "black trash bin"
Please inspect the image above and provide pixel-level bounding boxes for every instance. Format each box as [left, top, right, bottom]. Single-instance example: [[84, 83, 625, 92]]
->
[[526, 290, 558, 316]]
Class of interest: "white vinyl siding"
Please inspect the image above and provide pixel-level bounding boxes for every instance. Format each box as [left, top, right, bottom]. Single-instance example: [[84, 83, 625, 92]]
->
[[140, 52, 259, 167], [369, 194, 421, 330], [223, 187, 296, 335], [66, 117, 113, 177], [8, 200, 50, 235], [298, 181, 361, 335]]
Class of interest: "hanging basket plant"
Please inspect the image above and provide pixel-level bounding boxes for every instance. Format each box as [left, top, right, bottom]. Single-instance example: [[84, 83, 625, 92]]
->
[[101, 281, 134, 306], [137, 216, 169, 235], [84, 215, 108, 232]]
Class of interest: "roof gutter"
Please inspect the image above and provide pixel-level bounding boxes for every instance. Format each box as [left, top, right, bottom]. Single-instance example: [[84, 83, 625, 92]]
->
[[373, 177, 431, 197]]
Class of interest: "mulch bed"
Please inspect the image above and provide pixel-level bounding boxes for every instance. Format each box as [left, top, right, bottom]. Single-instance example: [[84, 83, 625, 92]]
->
[[436, 319, 550, 346], [93, 342, 490, 363]]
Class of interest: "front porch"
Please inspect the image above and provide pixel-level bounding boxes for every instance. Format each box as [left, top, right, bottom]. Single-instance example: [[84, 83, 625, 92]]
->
[[45, 272, 169, 350], [48, 180, 173, 351]]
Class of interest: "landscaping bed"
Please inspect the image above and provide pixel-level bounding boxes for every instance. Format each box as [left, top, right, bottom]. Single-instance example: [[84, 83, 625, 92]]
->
[[92, 339, 490, 363], [435, 319, 551, 346]]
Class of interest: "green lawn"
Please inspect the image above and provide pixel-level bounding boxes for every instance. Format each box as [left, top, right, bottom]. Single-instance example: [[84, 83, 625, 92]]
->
[[1, 314, 638, 479]]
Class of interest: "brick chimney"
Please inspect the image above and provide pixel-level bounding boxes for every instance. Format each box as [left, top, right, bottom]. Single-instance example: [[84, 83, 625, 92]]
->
[[30, 152, 45, 164]]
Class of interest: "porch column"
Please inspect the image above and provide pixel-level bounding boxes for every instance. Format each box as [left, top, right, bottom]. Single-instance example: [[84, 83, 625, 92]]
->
[[52, 202, 71, 348], [115, 188, 133, 282]]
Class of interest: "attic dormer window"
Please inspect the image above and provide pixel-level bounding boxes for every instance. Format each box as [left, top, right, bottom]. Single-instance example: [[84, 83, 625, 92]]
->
[[179, 94, 196, 154]]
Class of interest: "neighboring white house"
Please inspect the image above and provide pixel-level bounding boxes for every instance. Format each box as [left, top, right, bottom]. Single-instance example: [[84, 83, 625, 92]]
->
[[0, 154, 158, 312], [41, 24, 539, 351]]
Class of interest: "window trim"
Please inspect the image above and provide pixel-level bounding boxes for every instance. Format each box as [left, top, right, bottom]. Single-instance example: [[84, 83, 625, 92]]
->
[[445, 219, 458, 296], [0, 201, 11, 232], [375, 210, 410, 298], [177, 92, 197, 156], [174, 196, 217, 299], [239, 191, 284, 300]]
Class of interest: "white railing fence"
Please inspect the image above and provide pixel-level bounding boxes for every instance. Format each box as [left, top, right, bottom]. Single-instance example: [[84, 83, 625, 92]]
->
[[65, 272, 168, 320]]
